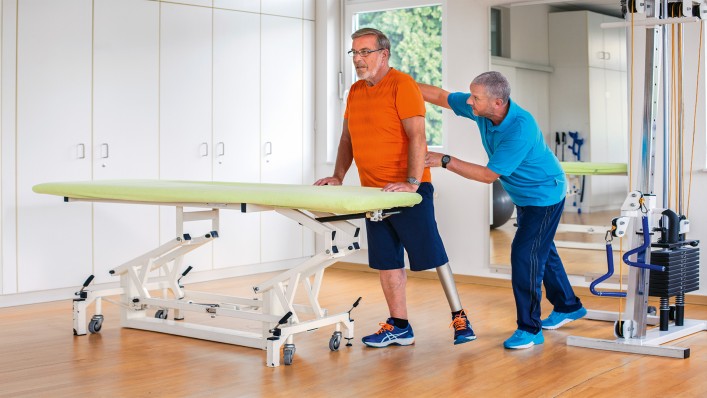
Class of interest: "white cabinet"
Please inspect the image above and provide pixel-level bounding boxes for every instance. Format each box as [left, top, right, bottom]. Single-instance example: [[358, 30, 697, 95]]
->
[[212, 8, 261, 269], [159, 2, 214, 272], [587, 12, 626, 71], [260, 15, 304, 263], [262, 0, 302, 18], [5, 0, 316, 297], [549, 10, 628, 212], [92, 0, 160, 284], [16, 0, 93, 292], [215, 0, 260, 12]]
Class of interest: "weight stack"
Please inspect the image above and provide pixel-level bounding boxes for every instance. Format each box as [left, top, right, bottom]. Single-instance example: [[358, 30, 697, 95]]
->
[[649, 246, 700, 297]]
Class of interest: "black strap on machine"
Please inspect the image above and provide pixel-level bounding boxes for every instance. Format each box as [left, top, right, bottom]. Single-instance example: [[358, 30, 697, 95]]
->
[[315, 211, 400, 223]]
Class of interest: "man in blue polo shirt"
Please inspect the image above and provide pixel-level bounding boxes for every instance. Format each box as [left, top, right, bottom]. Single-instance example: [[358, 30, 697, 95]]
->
[[418, 71, 586, 349]]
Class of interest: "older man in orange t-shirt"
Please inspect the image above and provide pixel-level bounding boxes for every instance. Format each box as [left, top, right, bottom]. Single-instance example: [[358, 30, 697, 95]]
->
[[314, 28, 476, 347]]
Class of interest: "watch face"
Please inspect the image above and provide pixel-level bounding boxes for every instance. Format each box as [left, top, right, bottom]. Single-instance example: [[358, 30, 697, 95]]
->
[[442, 155, 451, 167]]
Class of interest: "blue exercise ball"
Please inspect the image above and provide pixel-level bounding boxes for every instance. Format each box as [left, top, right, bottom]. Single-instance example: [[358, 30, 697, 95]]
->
[[491, 180, 514, 229]]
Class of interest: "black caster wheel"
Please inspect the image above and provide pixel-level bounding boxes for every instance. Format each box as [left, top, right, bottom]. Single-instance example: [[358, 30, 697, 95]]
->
[[283, 344, 296, 365], [329, 332, 342, 351], [88, 314, 104, 334], [155, 309, 168, 319]]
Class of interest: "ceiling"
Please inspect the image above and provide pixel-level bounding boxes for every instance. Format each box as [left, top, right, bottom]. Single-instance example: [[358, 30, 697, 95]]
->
[[493, 0, 624, 18]]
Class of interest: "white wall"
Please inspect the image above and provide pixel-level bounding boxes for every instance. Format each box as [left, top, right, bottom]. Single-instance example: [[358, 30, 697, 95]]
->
[[1, 0, 18, 295], [433, 0, 493, 277]]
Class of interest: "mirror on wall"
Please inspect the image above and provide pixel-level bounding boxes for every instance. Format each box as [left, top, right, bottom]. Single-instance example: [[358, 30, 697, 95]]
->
[[488, 2, 630, 277]]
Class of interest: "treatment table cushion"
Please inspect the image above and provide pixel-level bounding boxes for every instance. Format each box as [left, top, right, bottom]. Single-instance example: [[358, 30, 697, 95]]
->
[[33, 180, 422, 214]]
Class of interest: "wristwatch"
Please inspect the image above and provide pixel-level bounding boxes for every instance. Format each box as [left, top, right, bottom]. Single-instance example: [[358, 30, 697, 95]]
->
[[406, 177, 421, 186], [441, 154, 451, 168]]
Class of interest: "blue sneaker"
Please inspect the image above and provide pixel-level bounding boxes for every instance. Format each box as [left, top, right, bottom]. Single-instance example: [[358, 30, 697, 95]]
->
[[361, 318, 415, 348], [541, 307, 587, 330], [503, 329, 544, 349], [450, 310, 476, 345]]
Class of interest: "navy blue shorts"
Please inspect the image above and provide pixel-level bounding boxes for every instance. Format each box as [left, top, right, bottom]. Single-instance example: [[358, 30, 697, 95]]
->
[[365, 182, 448, 271]]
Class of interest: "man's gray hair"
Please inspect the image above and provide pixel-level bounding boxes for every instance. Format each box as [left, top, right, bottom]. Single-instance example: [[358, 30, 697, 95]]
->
[[472, 71, 511, 104], [351, 28, 391, 51]]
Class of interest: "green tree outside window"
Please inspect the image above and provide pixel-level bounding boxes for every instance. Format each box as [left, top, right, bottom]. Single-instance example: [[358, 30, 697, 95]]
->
[[355, 5, 443, 147]]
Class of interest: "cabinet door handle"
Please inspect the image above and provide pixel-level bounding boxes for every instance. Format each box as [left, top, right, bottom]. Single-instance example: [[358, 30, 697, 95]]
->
[[265, 141, 272, 155], [216, 141, 225, 157], [100, 143, 110, 159], [77, 143, 85, 159], [200, 142, 209, 157]]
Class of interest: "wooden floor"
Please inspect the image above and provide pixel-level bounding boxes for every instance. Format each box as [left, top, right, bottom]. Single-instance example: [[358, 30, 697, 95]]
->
[[3, 268, 707, 397]]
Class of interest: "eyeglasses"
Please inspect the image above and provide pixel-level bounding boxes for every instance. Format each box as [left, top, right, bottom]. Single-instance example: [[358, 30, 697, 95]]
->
[[347, 48, 384, 57]]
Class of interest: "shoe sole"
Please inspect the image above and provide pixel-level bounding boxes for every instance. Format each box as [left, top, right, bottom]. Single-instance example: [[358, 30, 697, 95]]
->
[[454, 335, 477, 345], [362, 337, 415, 348], [542, 318, 577, 330], [504, 341, 541, 349], [504, 335, 544, 349]]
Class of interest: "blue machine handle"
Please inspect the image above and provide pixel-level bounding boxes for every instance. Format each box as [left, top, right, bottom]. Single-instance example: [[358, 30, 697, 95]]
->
[[590, 216, 665, 297], [622, 216, 666, 272], [589, 243, 626, 297]]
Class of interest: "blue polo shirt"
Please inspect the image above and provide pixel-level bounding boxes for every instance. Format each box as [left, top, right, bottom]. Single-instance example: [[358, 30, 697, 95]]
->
[[447, 92, 565, 207]]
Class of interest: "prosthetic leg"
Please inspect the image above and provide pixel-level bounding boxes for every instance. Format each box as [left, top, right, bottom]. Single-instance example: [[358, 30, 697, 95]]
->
[[437, 263, 463, 312]]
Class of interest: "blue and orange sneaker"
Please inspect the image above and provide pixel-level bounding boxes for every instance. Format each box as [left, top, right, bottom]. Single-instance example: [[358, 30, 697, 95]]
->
[[361, 318, 415, 348], [450, 310, 476, 345]]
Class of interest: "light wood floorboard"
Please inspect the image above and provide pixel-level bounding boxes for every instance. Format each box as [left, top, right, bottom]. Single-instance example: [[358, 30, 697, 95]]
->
[[2, 268, 707, 397]]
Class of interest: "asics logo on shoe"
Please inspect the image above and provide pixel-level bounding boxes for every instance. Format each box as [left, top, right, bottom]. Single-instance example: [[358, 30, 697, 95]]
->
[[382, 331, 409, 341]]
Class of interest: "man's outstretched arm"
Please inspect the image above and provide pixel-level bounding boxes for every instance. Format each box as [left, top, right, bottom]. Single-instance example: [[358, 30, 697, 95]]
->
[[418, 83, 451, 109]]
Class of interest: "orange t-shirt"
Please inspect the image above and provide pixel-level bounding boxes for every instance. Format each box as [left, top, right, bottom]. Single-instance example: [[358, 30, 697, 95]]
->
[[344, 68, 432, 188]]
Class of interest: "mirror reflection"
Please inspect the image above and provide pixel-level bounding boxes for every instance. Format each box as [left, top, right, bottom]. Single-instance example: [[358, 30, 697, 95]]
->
[[488, 3, 629, 281]]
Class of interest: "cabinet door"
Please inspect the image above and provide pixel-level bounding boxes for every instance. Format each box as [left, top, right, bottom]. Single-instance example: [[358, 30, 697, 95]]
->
[[600, 68, 629, 205], [212, 8, 261, 269], [16, 0, 93, 292], [159, 3, 213, 272], [601, 14, 626, 71], [262, 0, 302, 18], [215, 0, 260, 12], [588, 67, 609, 163], [261, 15, 303, 263], [302, 19, 315, 257], [587, 12, 606, 69], [92, 0, 160, 283], [549, 12, 589, 68]]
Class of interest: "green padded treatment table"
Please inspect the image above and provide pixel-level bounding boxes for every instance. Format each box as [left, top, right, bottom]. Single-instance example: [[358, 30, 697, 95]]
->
[[33, 179, 422, 214], [560, 162, 628, 175], [34, 180, 422, 367]]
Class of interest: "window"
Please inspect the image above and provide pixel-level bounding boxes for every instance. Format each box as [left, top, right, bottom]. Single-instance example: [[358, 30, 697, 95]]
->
[[489, 7, 509, 59], [345, 1, 444, 147], [490, 8, 502, 57]]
